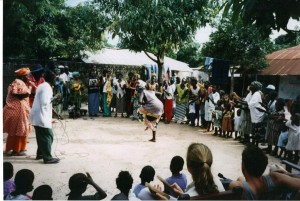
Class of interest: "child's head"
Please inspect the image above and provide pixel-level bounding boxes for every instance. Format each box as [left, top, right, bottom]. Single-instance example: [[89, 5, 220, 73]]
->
[[224, 103, 231, 111], [217, 100, 222, 107], [223, 94, 229, 102], [170, 156, 184, 175], [4, 162, 14, 181], [32, 185, 53, 200], [237, 109, 241, 117], [116, 171, 133, 196], [15, 169, 34, 193], [291, 113, 300, 126], [68, 173, 88, 194], [140, 165, 155, 183]]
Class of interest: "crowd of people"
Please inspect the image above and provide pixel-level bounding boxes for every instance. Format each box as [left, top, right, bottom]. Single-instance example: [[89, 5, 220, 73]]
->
[[3, 143, 300, 200], [3, 64, 300, 199]]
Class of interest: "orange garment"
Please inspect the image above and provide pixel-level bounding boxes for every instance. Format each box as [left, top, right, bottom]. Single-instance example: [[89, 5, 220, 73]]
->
[[27, 74, 45, 107], [3, 79, 32, 152], [5, 135, 28, 153]]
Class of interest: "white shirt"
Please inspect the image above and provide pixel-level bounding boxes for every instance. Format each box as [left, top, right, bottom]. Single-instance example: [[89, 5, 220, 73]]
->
[[59, 73, 69, 83], [114, 79, 126, 98], [248, 91, 265, 123], [29, 82, 53, 128], [185, 177, 225, 197], [165, 85, 174, 99], [103, 80, 109, 93]]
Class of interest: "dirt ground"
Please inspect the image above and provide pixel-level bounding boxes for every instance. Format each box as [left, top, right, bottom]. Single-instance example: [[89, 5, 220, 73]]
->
[[3, 111, 282, 200]]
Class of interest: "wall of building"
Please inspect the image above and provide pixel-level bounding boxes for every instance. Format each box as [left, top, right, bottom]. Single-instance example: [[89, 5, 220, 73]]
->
[[278, 76, 300, 100]]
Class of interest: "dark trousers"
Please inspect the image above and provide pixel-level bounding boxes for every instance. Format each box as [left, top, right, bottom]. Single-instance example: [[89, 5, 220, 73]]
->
[[34, 126, 53, 161]]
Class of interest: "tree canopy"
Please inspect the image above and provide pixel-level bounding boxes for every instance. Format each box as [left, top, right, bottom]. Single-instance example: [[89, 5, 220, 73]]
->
[[3, 0, 110, 60], [176, 41, 203, 68], [95, 0, 215, 83], [201, 21, 274, 70], [221, 0, 300, 38]]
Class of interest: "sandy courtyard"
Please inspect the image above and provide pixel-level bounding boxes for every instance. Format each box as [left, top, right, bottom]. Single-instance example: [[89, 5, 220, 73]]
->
[[3, 114, 281, 200]]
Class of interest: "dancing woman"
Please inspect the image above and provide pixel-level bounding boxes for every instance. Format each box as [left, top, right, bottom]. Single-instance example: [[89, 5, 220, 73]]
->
[[138, 82, 164, 142]]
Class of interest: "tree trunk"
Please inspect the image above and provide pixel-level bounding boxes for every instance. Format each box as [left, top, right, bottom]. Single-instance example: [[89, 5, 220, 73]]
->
[[230, 67, 235, 94], [157, 54, 164, 85]]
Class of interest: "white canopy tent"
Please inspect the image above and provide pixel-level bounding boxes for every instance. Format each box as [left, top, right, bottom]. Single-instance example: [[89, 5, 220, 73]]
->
[[82, 48, 192, 72]]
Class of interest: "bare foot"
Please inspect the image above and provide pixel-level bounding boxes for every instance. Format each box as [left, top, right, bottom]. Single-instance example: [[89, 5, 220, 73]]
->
[[149, 139, 156, 142]]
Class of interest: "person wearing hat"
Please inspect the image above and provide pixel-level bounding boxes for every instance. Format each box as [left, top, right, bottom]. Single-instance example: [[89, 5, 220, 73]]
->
[[28, 64, 45, 107], [4, 68, 33, 156], [247, 81, 266, 145], [29, 71, 61, 164]]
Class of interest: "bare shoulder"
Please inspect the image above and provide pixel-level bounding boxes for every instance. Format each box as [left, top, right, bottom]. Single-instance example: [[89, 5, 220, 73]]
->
[[229, 180, 243, 190]]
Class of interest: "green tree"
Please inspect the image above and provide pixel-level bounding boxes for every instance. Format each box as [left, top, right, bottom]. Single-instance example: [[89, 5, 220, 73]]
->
[[4, 0, 66, 60], [4, 0, 110, 60], [221, 0, 300, 38], [176, 41, 203, 67], [95, 0, 215, 83], [202, 22, 273, 70], [274, 32, 300, 50], [202, 21, 274, 92], [58, 2, 111, 59]]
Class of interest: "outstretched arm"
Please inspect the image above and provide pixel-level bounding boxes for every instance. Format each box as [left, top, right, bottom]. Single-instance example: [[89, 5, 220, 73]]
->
[[270, 172, 300, 191], [85, 172, 107, 200]]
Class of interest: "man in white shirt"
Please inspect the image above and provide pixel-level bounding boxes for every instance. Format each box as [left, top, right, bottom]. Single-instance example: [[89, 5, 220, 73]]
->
[[29, 71, 60, 164]]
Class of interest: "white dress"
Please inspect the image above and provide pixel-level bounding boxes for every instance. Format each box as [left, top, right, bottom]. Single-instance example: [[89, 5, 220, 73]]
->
[[285, 120, 300, 151]]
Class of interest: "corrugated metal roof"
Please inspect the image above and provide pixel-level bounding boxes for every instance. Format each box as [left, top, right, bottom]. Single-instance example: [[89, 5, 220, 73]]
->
[[261, 45, 300, 75], [82, 48, 192, 72]]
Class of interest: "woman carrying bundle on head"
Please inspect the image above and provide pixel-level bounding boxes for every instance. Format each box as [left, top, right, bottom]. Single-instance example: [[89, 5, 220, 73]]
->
[[137, 81, 164, 142]]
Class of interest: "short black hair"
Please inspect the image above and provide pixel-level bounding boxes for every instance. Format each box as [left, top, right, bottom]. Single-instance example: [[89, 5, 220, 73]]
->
[[242, 145, 268, 177], [15, 169, 34, 192], [32, 185, 53, 200], [116, 171, 133, 194], [44, 71, 56, 84], [4, 162, 14, 181], [68, 173, 88, 193], [170, 156, 184, 174], [140, 166, 155, 183]]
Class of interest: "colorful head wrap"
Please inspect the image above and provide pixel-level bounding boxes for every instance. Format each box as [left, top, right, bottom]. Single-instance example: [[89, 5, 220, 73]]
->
[[250, 81, 263, 89], [72, 72, 80, 77], [15, 68, 30, 76]]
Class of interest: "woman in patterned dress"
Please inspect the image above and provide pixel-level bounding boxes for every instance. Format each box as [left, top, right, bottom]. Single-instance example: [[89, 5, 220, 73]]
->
[[3, 68, 33, 156]]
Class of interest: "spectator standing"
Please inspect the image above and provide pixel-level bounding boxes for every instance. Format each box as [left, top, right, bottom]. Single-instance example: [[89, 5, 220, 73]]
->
[[4, 68, 32, 156], [29, 71, 60, 164]]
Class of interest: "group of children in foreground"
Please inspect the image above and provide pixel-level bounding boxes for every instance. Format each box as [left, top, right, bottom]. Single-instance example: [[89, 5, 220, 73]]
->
[[3, 156, 187, 200]]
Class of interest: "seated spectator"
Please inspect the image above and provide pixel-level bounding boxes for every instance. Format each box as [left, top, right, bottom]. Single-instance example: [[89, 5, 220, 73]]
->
[[32, 185, 53, 200], [155, 143, 224, 199], [67, 172, 107, 200], [3, 162, 15, 198], [164, 156, 187, 197], [112, 171, 136, 200], [5, 169, 34, 200], [229, 145, 300, 200], [133, 166, 155, 197]]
